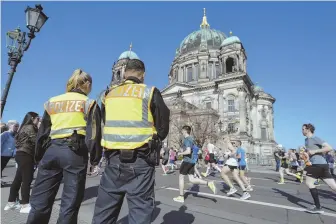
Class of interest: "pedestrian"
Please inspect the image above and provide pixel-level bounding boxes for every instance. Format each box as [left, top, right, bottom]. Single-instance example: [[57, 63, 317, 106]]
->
[[1, 122, 8, 133], [235, 141, 253, 189], [173, 125, 216, 203], [302, 123, 336, 214], [1, 120, 19, 185], [92, 59, 170, 224], [4, 112, 39, 213], [26, 69, 102, 224]]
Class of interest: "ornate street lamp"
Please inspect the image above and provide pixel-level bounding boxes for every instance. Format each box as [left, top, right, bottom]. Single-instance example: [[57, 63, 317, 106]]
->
[[218, 120, 223, 132], [1, 4, 48, 117]]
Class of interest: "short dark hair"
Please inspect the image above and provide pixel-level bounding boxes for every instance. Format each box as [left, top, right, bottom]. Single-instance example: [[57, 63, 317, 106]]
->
[[303, 123, 315, 134], [182, 125, 192, 134], [236, 140, 242, 145], [125, 59, 145, 74]]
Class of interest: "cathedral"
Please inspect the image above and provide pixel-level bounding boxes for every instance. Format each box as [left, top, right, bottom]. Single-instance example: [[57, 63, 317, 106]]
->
[[110, 9, 277, 155]]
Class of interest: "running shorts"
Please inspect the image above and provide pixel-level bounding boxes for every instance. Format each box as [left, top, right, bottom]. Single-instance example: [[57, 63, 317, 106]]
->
[[225, 164, 238, 171], [209, 153, 215, 163], [238, 165, 246, 171], [179, 161, 195, 175], [305, 164, 333, 179]]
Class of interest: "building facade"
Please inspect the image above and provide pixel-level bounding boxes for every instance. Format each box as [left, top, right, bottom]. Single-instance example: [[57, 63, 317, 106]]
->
[[109, 10, 277, 155], [161, 9, 277, 155]]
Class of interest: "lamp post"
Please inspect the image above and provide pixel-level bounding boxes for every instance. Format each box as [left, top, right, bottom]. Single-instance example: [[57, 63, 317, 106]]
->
[[218, 120, 223, 133], [1, 4, 48, 117]]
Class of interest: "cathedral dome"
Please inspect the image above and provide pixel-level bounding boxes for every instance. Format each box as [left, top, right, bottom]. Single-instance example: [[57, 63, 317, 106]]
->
[[176, 9, 227, 56], [221, 33, 241, 47], [118, 50, 139, 60], [178, 29, 226, 55]]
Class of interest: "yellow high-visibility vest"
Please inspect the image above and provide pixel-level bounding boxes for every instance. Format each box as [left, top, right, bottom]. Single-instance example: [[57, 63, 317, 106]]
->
[[45, 92, 94, 139], [101, 81, 157, 150]]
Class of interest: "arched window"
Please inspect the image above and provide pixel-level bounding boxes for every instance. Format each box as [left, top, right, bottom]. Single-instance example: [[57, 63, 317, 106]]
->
[[226, 57, 235, 73], [260, 120, 268, 141], [116, 71, 121, 81], [227, 95, 236, 112], [174, 69, 178, 80]]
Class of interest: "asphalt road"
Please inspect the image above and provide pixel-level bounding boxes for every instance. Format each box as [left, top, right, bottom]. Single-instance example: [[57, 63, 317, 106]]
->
[[1, 161, 336, 224]]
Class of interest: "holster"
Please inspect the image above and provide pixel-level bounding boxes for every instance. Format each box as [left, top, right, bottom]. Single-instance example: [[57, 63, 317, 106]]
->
[[146, 135, 162, 166], [119, 150, 137, 163], [68, 130, 81, 152]]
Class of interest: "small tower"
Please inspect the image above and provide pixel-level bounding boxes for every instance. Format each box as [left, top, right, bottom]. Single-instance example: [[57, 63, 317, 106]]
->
[[111, 43, 140, 85]]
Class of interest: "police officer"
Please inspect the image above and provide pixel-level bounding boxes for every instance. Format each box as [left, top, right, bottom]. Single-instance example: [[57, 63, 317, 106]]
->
[[92, 59, 170, 224], [26, 69, 102, 224]]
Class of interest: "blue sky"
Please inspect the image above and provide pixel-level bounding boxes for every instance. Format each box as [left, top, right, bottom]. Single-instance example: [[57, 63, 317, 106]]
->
[[1, 2, 336, 149]]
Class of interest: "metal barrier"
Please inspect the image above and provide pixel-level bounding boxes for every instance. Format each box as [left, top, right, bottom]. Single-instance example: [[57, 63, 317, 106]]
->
[[246, 153, 275, 166]]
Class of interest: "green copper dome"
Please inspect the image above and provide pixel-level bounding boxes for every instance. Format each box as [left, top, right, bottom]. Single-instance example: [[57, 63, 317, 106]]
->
[[178, 29, 226, 55], [176, 8, 227, 56], [253, 85, 264, 92], [221, 35, 241, 47], [118, 50, 139, 60]]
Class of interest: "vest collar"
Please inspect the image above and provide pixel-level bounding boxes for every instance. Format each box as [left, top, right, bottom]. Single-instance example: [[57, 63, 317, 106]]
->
[[70, 89, 87, 96], [125, 76, 142, 84]]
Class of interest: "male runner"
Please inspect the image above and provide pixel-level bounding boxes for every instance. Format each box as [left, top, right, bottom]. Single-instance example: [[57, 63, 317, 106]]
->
[[220, 137, 251, 200], [173, 125, 216, 203], [302, 123, 336, 214], [235, 141, 252, 189]]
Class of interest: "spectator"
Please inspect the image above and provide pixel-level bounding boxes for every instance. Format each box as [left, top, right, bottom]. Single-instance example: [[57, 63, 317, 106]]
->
[[1, 122, 8, 133], [4, 112, 39, 213], [1, 120, 19, 185]]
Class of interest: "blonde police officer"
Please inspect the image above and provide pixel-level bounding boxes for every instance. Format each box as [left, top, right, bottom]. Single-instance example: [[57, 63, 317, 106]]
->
[[92, 59, 170, 224], [27, 69, 102, 224]]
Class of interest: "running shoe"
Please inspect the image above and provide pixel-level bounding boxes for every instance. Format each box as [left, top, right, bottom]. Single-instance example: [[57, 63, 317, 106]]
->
[[208, 181, 217, 194], [306, 206, 324, 214], [240, 192, 251, 200], [227, 187, 237, 195], [173, 196, 184, 203], [245, 185, 253, 192]]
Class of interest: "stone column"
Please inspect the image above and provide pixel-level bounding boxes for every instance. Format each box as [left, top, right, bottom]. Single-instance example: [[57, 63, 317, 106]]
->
[[238, 87, 247, 134], [268, 105, 274, 140], [223, 57, 227, 74], [200, 61, 207, 79], [192, 63, 196, 81], [251, 99, 258, 138], [218, 89, 224, 118]]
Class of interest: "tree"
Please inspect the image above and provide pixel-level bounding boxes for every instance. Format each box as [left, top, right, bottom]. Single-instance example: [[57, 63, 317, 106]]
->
[[166, 95, 219, 149]]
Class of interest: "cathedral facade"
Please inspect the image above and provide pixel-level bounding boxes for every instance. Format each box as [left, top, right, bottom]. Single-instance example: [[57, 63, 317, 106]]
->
[[161, 9, 276, 155], [110, 9, 277, 155]]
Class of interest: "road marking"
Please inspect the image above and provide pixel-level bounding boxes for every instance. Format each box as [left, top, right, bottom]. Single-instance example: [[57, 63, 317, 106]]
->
[[162, 187, 336, 218]]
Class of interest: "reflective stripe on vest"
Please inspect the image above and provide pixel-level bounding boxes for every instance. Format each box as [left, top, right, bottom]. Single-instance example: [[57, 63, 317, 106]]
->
[[101, 82, 157, 150], [45, 92, 94, 139]]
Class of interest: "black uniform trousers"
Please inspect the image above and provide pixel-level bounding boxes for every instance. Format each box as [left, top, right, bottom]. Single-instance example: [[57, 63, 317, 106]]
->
[[26, 140, 88, 224], [92, 152, 155, 224]]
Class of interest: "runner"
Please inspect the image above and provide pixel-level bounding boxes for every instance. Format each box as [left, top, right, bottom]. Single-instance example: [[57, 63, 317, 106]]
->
[[201, 142, 222, 177], [278, 148, 301, 184], [160, 143, 170, 175], [220, 137, 251, 200], [288, 149, 302, 183], [302, 123, 336, 214], [173, 125, 216, 203], [235, 141, 252, 189], [168, 147, 177, 171]]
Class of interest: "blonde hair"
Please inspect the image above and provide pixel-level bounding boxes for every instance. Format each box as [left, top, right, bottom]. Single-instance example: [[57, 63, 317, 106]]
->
[[66, 69, 92, 94]]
